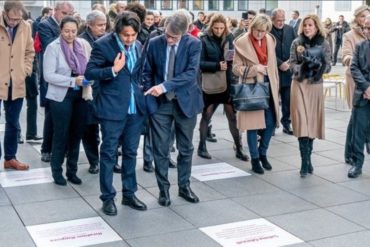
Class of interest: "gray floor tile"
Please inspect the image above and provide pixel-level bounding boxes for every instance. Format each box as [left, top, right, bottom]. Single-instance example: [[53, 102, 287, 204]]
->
[[259, 170, 331, 191], [15, 197, 98, 225], [172, 199, 258, 227], [232, 190, 317, 217], [127, 229, 220, 247], [316, 149, 346, 163], [268, 209, 364, 241], [5, 183, 79, 205], [328, 201, 370, 229], [205, 176, 279, 197], [313, 164, 370, 183], [310, 230, 370, 247], [275, 154, 338, 168], [0, 206, 35, 247], [0, 187, 10, 206], [290, 183, 369, 207], [339, 178, 370, 197], [89, 240, 130, 247]]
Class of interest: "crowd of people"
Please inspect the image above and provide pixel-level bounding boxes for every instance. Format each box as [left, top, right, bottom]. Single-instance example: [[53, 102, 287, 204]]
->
[[1, 0, 369, 216]]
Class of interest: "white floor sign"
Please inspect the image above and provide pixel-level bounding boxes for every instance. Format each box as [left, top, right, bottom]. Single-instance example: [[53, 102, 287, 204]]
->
[[0, 168, 53, 187], [200, 219, 303, 247], [192, 163, 250, 181], [27, 217, 122, 247]]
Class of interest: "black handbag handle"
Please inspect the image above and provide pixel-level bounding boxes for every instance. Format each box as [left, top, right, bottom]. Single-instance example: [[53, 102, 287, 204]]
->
[[241, 66, 258, 84]]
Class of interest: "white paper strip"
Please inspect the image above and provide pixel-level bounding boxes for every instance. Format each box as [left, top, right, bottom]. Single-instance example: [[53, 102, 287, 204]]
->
[[0, 168, 53, 187], [192, 163, 250, 181]]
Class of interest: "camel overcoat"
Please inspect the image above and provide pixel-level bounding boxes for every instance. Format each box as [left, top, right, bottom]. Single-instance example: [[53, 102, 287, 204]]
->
[[232, 33, 280, 132], [342, 26, 366, 108]]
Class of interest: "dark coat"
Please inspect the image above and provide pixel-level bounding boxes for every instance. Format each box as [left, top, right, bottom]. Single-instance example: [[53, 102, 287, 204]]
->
[[350, 40, 370, 108], [84, 33, 146, 121], [38, 17, 60, 52], [270, 24, 296, 87], [143, 34, 203, 118], [137, 25, 155, 45], [289, 18, 301, 35], [331, 21, 350, 44]]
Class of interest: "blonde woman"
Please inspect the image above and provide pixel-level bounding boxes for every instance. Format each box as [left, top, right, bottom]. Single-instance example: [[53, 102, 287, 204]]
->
[[233, 14, 280, 174], [289, 14, 331, 177]]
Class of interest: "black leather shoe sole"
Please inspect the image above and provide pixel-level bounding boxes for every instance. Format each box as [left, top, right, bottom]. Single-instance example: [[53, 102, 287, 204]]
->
[[67, 176, 82, 185], [282, 128, 293, 135], [197, 151, 212, 159], [143, 166, 154, 173], [88, 166, 99, 174], [236, 152, 249, 161], [122, 198, 147, 211], [54, 176, 67, 186], [158, 197, 171, 207], [102, 201, 117, 216]]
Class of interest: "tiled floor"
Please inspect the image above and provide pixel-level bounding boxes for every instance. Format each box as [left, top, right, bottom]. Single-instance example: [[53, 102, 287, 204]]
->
[[1, 65, 370, 246]]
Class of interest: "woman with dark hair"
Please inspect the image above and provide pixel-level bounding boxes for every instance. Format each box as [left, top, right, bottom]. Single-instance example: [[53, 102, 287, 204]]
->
[[85, 11, 147, 216], [197, 13, 248, 162], [289, 14, 331, 177], [43, 16, 92, 185]]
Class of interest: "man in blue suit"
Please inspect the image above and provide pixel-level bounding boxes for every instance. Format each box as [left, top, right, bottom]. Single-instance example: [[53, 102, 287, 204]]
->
[[143, 13, 203, 206], [85, 12, 147, 216]]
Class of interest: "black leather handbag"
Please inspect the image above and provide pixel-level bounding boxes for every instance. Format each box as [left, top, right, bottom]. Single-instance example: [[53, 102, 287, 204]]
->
[[230, 67, 270, 111]]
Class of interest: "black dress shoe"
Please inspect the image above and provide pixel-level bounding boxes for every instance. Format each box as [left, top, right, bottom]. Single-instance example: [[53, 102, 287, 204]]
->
[[158, 190, 171, 206], [345, 157, 353, 165], [41, 152, 51, 162], [67, 175, 82, 185], [88, 165, 99, 174], [259, 155, 272, 170], [53, 175, 67, 186], [102, 199, 117, 216], [122, 195, 147, 211], [251, 158, 264, 174], [26, 135, 43, 141], [143, 161, 154, 172], [17, 136, 24, 144], [282, 126, 293, 135], [113, 164, 121, 173], [179, 186, 199, 203], [348, 165, 362, 178], [169, 158, 177, 168]]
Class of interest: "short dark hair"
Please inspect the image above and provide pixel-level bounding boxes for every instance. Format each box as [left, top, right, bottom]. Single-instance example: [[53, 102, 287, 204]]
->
[[293, 10, 300, 16], [198, 11, 204, 16], [247, 10, 257, 16], [146, 10, 154, 17], [124, 2, 146, 23], [42, 7, 52, 16], [60, 16, 79, 29], [114, 11, 141, 34]]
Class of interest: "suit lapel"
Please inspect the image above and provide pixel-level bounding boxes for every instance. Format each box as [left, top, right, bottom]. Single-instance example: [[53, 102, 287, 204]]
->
[[159, 35, 167, 79]]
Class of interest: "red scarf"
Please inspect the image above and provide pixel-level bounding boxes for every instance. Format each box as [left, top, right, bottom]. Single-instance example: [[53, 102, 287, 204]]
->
[[249, 33, 268, 65]]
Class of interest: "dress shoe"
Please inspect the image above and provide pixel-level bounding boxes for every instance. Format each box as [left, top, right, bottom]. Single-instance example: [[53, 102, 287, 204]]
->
[[53, 175, 67, 186], [67, 175, 82, 185], [282, 126, 293, 135], [88, 165, 99, 174], [169, 158, 177, 168], [345, 157, 353, 165], [102, 199, 117, 216], [4, 159, 29, 170], [122, 195, 147, 211], [348, 165, 362, 178], [26, 135, 43, 141], [41, 152, 51, 162], [259, 155, 272, 170], [179, 186, 199, 203], [17, 136, 24, 144], [158, 190, 171, 206], [366, 142, 370, 154], [113, 164, 121, 173], [143, 161, 154, 172], [251, 158, 264, 174]]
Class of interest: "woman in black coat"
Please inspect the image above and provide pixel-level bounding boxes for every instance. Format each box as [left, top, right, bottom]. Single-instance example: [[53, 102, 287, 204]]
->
[[197, 13, 248, 161]]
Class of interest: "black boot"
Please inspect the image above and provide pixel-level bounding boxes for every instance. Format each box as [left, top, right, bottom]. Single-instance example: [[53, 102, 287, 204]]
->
[[235, 144, 249, 161], [197, 141, 212, 159], [348, 164, 362, 178], [366, 142, 370, 154], [260, 155, 272, 170], [206, 125, 217, 142], [298, 137, 310, 178], [251, 158, 264, 174], [307, 138, 314, 174]]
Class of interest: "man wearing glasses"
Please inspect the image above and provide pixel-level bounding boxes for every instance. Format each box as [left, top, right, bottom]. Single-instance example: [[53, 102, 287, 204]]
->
[[143, 13, 203, 206], [38, 1, 74, 163], [0, 0, 34, 170]]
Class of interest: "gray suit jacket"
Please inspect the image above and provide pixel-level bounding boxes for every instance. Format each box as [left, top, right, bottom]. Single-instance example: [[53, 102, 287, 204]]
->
[[43, 37, 91, 102]]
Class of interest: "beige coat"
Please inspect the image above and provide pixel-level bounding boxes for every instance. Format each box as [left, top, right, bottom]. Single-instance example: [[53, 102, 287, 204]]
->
[[0, 14, 35, 100], [233, 33, 280, 132], [289, 37, 331, 139], [342, 26, 366, 108]]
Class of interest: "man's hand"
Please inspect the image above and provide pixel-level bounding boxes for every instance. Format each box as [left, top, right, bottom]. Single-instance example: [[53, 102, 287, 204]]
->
[[220, 61, 227, 71], [75, 76, 84, 86], [365, 86, 370, 98], [279, 61, 290, 71], [144, 85, 164, 97], [113, 52, 125, 73]]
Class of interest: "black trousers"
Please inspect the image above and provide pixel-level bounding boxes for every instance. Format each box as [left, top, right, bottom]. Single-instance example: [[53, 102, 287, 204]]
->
[[150, 100, 197, 192], [351, 102, 370, 168], [49, 89, 87, 177], [82, 123, 100, 167], [41, 102, 53, 154], [25, 58, 39, 138], [333, 41, 342, 64], [280, 85, 291, 128]]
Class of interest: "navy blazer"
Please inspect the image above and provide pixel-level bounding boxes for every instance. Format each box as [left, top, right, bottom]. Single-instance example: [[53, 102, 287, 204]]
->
[[143, 34, 203, 118], [84, 33, 146, 121], [38, 17, 60, 53]]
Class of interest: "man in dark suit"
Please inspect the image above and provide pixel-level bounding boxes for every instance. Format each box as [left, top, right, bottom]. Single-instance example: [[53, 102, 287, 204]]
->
[[288, 10, 301, 35], [270, 9, 296, 135], [85, 12, 147, 216], [331, 15, 350, 66], [347, 16, 370, 178], [38, 1, 74, 163], [143, 13, 203, 206]]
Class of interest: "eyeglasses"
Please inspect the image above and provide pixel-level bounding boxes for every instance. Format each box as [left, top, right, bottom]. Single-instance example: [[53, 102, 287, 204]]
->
[[4, 12, 22, 24], [165, 33, 181, 41]]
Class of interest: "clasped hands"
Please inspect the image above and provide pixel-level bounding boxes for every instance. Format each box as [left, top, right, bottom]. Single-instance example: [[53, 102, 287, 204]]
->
[[302, 55, 322, 70]]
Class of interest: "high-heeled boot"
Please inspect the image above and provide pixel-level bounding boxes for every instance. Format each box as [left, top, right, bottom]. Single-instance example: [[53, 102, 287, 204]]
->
[[298, 137, 310, 178], [307, 138, 314, 174], [197, 141, 211, 159]]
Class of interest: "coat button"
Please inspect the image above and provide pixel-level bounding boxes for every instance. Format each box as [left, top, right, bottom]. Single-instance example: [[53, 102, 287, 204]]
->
[[5, 83, 8, 86], [10, 69, 13, 72], [11, 55, 13, 58]]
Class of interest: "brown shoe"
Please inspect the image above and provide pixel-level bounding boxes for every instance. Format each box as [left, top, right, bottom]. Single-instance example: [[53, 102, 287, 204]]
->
[[4, 159, 29, 170]]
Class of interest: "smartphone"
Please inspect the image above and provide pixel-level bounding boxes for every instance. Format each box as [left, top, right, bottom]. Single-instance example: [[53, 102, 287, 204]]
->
[[225, 49, 235, 61]]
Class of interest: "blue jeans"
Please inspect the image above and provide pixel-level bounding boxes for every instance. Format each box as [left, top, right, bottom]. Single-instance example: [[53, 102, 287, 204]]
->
[[0, 98, 24, 160], [247, 105, 276, 159]]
